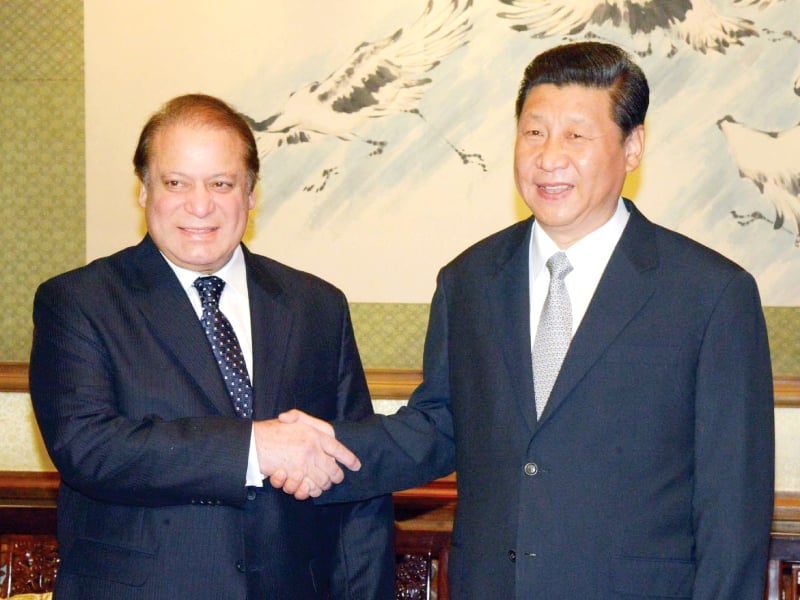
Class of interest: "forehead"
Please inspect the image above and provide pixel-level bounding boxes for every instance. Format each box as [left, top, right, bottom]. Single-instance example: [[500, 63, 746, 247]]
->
[[149, 122, 247, 166], [520, 83, 615, 123]]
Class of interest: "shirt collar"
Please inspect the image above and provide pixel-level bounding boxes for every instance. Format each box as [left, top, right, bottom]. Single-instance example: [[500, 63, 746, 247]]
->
[[162, 245, 248, 298], [531, 198, 630, 279]]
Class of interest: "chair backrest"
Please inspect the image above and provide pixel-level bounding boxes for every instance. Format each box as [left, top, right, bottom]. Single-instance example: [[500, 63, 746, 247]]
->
[[0, 534, 59, 598], [395, 528, 451, 600]]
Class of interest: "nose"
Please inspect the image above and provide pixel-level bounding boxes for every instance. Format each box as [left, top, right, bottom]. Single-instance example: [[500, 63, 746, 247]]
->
[[536, 136, 567, 171], [185, 186, 214, 217]]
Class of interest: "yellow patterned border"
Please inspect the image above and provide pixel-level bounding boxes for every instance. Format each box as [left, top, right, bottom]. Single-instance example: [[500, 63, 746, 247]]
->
[[3, 362, 799, 406]]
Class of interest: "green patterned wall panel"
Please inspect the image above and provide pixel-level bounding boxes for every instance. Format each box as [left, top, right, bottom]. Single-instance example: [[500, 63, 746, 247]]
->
[[0, 0, 85, 360], [352, 304, 800, 374], [764, 307, 800, 376], [351, 303, 429, 369]]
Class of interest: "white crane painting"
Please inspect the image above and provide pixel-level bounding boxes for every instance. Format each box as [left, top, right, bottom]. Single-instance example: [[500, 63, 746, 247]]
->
[[497, 0, 765, 56], [81, 0, 797, 301], [228, 0, 798, 302], [717, 73, 800, 246], [242, 0, 484, 194]]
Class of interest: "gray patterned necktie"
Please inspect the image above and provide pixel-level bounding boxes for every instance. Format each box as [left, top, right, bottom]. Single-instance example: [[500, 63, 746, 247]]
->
[[193, 276, 253, 418], [533, 252, 573, 419]]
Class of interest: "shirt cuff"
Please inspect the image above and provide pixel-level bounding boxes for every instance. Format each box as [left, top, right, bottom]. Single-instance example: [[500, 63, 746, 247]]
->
[[245, 424, 265, 487]]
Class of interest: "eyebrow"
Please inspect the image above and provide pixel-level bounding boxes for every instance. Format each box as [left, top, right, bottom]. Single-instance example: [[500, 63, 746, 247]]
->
[[521, 111, 591, 123], [159, 171, 240, 179]]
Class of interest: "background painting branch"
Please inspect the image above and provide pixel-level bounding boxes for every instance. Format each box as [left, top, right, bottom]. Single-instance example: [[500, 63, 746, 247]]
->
[[85, 0, 800, 304]]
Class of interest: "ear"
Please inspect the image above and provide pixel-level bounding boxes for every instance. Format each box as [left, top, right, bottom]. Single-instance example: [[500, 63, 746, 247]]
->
[[247, 189, 256, 210], [623, 125, 645, 173], [137, 183, 148, 208]]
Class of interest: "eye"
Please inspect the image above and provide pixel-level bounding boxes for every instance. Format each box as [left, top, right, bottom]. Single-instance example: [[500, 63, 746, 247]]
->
[[164, 179, 184, 189], [520, 128, 545, 140], [210, 180, 234, 191]]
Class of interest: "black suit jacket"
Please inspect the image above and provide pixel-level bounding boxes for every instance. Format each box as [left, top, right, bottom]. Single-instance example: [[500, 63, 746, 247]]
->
[[30, 236, 394, 599], [329, 201, 774, 599]]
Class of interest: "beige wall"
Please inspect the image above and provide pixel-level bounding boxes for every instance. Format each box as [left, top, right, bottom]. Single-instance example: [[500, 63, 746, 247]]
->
[[1, 393, 54, 471], [776, 408, 800, 491], [6, 391, 800, 493]]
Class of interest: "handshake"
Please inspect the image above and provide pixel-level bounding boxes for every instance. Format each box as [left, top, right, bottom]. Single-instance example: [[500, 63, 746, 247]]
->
[[253, 409, 359, 500]]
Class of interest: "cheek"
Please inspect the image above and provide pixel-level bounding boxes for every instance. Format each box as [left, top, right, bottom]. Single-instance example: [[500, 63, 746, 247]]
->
[[514, 148, 537, 178], [146, 194, 179, 217], [226, 201, 252, 228], [144, 200, 163, 225], [571, 146, 592, 166], [513, 163, 530, 196], [572, 152, 603, 182]]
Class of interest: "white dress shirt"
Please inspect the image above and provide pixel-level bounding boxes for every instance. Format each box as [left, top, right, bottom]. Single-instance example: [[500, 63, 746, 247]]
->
[[162, 246, 263, 486], [529, 198, 630, 349]]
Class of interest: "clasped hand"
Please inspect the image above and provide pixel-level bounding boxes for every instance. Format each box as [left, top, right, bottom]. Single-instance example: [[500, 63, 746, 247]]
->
[[254, 410, 354, 500]]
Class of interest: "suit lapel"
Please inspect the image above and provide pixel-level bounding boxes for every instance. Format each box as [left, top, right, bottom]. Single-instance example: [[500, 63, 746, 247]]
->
[[126, 237, 235, 416], [486, 219, 538, 434], [538, 202, 659, 424], [243, 248, 293, 420]]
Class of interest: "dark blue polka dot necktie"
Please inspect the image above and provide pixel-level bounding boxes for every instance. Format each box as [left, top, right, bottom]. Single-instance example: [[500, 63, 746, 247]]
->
[[193, 276, 253, 418]]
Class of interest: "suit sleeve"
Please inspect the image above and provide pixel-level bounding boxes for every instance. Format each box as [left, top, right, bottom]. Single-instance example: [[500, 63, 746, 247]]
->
[[29, 278, 252, 508], [323, 273, 456, 503], [691, 270, 774, 599], [327, 296, 395, 599]]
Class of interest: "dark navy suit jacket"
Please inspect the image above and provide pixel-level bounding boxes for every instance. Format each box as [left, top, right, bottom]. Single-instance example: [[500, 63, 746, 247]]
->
[[328, 201, 774, 599], [30, 236, 394, 599]]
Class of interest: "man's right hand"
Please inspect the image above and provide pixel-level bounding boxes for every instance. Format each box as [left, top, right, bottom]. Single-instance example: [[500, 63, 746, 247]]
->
[[253, 416, 359, 501]]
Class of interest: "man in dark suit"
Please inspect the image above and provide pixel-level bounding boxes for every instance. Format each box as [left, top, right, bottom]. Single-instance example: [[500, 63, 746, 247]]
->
[[279, 42, 775, 598], [29, 94, 394, 598]]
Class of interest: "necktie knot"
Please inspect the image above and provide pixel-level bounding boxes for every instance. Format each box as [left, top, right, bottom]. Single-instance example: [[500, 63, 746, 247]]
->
[[546, 252, 572, 282], [194, 276, 225, 311]]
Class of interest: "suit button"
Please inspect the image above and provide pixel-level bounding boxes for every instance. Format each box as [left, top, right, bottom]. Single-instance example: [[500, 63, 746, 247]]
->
[[523, 462, 539, 476], [509, 550, 516, 562], [246, 489, 257, 501], [236, 560, 246, 573]]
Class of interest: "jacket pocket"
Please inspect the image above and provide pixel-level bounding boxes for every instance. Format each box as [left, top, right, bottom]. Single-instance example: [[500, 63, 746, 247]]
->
[[60, 537, 155, 586]]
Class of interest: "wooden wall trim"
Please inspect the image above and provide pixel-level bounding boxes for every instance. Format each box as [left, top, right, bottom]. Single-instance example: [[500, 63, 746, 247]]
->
[[393, 473, 458, 508], [0, 362, 29, 393], [775, 493, 800, 523], [774, 375, 800, 407], [0, 471, 59, 507], [364, 368, 422, 400], [3, 362, 800, 406]]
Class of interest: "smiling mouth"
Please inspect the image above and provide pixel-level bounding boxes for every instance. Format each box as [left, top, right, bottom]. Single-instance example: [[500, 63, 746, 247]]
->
[[180, 226, 218, 235], [538, 184, 572, 193], [179, 227, 219, 240]]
